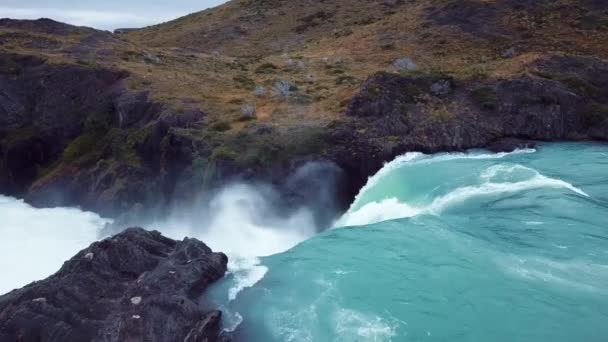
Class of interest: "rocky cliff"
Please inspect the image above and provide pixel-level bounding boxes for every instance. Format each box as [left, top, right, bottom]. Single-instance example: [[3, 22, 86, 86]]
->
[[0, 228, 230, 342], [1, 0, 607, 221]]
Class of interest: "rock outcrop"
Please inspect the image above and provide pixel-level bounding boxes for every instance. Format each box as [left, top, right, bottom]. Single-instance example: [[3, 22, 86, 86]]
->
[[0, 228, 229, 342], [345, 55, 608, 154]]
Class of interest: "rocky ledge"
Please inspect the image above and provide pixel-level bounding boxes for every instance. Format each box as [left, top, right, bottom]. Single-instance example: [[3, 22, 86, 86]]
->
[[0, 228, 230, 342]]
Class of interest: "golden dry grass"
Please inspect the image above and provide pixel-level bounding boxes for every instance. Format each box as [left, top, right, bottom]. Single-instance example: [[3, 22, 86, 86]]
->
[[2, 0, 607, 136]]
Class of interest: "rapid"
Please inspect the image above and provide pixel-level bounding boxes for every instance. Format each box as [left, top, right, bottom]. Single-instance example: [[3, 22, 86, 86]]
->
[[1, 143, 607, 341]]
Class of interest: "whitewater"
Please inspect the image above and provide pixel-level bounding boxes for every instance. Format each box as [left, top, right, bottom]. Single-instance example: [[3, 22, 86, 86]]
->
[[1, 142, 607, 341]]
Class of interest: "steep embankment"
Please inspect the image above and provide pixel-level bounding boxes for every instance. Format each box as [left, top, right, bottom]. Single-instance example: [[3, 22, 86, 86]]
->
[[0, 52, 192, 218], [0, 228, 230, 342], [1, 0, 607, 220]]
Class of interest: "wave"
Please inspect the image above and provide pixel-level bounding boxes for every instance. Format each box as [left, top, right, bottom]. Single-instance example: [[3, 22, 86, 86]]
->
[[339, 198, 422, 227], [428, 166, 588, 213], [347, 148, 536, 211], [339, 162, 588, 227], [500, 255, 608, 294]]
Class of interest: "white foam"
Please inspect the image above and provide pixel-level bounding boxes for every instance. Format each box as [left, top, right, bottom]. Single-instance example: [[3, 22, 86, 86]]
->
[[427, 172, 588, 215], [159, 184, 316, 258], [525, 221, 545, 225], [154, 184, 319, 302], [227, 256, 268, 301], [0, 195, 110, 294], [335, 308, 397, 341], [339, 198, 421, 227], [348, 152, 424, 211]]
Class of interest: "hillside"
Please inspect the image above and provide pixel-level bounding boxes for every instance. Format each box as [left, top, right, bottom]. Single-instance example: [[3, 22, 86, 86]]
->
[[1, 0, 607, 223]]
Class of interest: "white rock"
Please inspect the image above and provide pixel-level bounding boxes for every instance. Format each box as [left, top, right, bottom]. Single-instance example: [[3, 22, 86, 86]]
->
[[130, 296, 142, 305], [393, 57, 418, 71], [132, 315, 141, 319], [32, 297, 46, 303], [84, 252, 94, 260]]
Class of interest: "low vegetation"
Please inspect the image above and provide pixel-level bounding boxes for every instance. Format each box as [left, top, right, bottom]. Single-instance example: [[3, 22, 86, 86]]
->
[[471, 87, 499, 110]]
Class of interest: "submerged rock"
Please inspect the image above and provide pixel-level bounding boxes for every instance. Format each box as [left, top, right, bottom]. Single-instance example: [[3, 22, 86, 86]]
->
[[0, 227, 229, 342]]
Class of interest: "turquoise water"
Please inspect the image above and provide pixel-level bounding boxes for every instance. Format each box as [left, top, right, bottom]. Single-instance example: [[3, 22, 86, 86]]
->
[[207, 143, 608, 341]]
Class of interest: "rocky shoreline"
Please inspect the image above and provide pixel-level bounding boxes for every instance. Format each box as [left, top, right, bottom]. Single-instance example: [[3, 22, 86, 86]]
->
[[1, 12, 608, 225], [0, 228, 231, 342], [2, 50, 607, 227]]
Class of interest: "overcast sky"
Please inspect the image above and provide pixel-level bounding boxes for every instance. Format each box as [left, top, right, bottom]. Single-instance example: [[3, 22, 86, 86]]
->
[[0, 0, 228, 31]]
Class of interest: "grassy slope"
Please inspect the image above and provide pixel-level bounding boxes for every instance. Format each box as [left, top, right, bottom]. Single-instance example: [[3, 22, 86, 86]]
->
[[5, 0, 606, 136], [127, 0, 608, 130]]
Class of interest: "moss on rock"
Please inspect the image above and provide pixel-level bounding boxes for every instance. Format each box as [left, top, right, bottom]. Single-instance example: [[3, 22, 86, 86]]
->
[[62, 132, 103, 162]]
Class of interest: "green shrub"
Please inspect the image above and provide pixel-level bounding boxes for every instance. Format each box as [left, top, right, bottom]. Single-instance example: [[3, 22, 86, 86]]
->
[[559, 75, 599, 98], [127, 124, 154, 146], [85, 110, 115, 133], [233, 75, 256, 90], [236, 114, 256, 122], [255, 63, 278, 74], [211, 146, 238, 161], [1, 125, 39, 146], [211, 121, 231, 132], [335, 75, 357, 86], [367, 83, 383, 96], [63, 132, 102, 162], [429, 108, 452, 122]]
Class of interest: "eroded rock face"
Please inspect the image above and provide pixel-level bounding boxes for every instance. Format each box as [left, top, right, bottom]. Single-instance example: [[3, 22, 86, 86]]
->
[[344, 55, 608, 153], [0, 53, 128, 198], [0, 228, 229, 342]]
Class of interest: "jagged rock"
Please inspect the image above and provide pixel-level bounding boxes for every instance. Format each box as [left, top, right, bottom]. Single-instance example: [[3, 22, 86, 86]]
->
[[430, 79, 452, 96], [502, 47, 517, 58], [487, 138, 536, 152], [143, 52, 161, 64], [253, 85, 266, 97], [393, 57, 417, 71], [0, 228, 229, 342], [0, 53, 128, 198], [240, 104, 256, 118], [346, 55, 608, 151], [114, 91, 162, 128]]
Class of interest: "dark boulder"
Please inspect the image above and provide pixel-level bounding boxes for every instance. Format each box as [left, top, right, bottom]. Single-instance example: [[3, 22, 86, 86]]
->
[[0, 228, 229, 342]]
